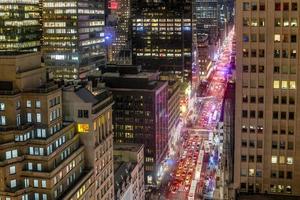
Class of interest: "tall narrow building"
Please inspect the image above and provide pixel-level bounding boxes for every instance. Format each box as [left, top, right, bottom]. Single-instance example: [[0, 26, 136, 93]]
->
[[42, 0, 106, 80], [235, 0, 300, 196]]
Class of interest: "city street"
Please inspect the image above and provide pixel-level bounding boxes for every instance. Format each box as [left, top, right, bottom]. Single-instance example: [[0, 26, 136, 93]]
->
[[149, 29, 235, 200]]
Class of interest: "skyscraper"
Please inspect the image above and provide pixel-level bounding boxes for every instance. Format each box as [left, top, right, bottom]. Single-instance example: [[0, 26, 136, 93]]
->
[[42, 0, 106, 80], [106, 0, 132, 65], [0, 0, 41, 54], [235, 0, 300, 196], [131, 1, 195, 84]]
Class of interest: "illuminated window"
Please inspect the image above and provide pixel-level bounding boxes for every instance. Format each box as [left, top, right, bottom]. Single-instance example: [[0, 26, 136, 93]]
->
[[125, 132, 133, 138], [77, 124, 89, 133], [281, 81, 288, 89], [287, 157, 293, 164], [271, 156, 277, 163], [279, 156, 285, 164], [273, 80, 280, 88], [274, 34, 280, 42], [290, 81, 296, 89], [249, 169, 255, 176], [147, 175, 153, 184]]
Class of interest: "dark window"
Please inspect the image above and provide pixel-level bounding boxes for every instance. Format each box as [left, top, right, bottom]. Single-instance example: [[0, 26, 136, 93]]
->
[[273, 111, 279, 119], [243, 34, 249, 42], [289, 96, 295, 104], [279, 171, 284, 178], [241, 155, 247, 162], [249, 155, 255, 162], [280, 129, 286, 135], [272, 141, 278, 149], [272, 128, 278, 134], [251, 2, 257, 10], [257, 155, 262, 162], [281, 96, 287, 104], [250, 110, 256, 118], [271, 171, 277, 178], [288, 142, 294, 150], [283, 2, 289, 11], [251, 65, 256, 73], [287, 171, 293, 179], [280, 141, 285, 149], [274, 66, 280, 73], [259, 49, 265, 57], [281, 112, 286, 119], [274, 50, 280, 58], [259, 34, 265, 42], [241, 140, 247, 147], [241, 183, 247, 189], [258, 96, 264, 103], [242, 95, 248, 103], [257, 141, 263, 148], [275, 2, 281, 11], [242, 126, 247, 132], [259, 2, 265, 11], [289, 112, 295, 120], [282, 50, 289, 58], [250, 96, 256, 103], [249, 140, 255, 148], [251, 49, 257, 57], [258, 111, 263, 118], [78, 110, 89, 118], [242, 110, 248, 118], [273, 96, 279, 104], [291, 2, 297, 11], [243, 65, 249, 72], [259, 65, 264, 73], [291, 35, 297, 43]]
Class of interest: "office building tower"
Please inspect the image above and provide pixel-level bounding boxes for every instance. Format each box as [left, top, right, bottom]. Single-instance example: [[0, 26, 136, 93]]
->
[[166, 81, 181, 154], [114, 143, 145, 200], [194, 0, 219, 41], [0, 0, 41, 54], [101, 65, 168, 186], [106, 0, 132, 64], [63, 86, 115, 200], [235, 0, 300, 196], [0, 53, 94, 199], [42, 0, 106, 81], [132, 4, 195, 84]]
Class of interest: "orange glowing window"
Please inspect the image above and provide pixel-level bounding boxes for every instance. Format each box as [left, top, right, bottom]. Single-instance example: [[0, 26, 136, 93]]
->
[[77, 124, 89, 133]]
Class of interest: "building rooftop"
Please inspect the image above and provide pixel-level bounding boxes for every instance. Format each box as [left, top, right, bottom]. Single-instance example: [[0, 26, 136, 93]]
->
[[64, 86, 112, 106], [114, 143, 144, 153], [114, 161, 136, 188]]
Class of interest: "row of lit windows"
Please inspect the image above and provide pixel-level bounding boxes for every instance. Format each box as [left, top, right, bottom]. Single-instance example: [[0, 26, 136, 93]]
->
[[4, 20, 39, 26], [0, 41, 40, 49], [43, 2, 76, 8], [45, 28, 77, 34], [273, 80, 296, 89], [133, 19, 190, 22], [0, 0, 39, 3], [271, 156, 293, 164], [136, 53, 183, 57], [243, 18, 298, 27]]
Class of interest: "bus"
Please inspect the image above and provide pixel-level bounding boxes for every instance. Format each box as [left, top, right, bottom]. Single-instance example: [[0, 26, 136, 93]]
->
[[188, 180, 197, 200]]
